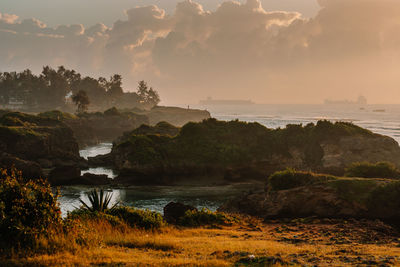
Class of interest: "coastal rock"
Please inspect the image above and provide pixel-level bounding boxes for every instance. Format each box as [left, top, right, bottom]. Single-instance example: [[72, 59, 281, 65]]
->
[[220, 171, 400, 220], [91, 119, 400, 185], [0, 112, 81, 167], [80, 173, 112, 185], [163, 202, 197, 224], [0, 153, 43, 179], [48, 165, 81, 186]]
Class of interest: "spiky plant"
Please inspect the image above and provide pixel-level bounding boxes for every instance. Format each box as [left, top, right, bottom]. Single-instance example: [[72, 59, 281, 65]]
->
[[79, 189, 118, 212]]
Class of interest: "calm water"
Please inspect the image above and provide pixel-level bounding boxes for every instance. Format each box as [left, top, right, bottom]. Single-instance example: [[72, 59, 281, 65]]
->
[[59, 104, 400, 216], [203, 104, 400, 144], [58, 184, 255, 216]]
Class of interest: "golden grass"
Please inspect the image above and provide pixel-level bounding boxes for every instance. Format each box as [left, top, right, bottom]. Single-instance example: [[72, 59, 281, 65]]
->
[[3, 217, 400, 266]]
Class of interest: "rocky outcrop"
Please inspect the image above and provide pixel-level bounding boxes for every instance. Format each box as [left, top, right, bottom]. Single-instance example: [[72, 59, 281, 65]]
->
[[39, 109, 149, 147], [142, 106, 211, 126], [0, 112, 82, 167], [89, 119, 400, 185], [220, 170, 400, 220]]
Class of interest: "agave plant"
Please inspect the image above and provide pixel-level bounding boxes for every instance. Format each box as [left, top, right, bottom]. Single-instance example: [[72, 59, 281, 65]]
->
[[79, 189, 118, 212]]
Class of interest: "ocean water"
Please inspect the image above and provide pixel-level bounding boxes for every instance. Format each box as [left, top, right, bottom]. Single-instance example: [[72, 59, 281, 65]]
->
[[204, 104, 400, 144], [59, 104, 400, 216]]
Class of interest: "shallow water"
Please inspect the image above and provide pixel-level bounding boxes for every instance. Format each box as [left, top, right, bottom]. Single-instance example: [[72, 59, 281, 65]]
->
[[58, 184, 256, 216], [79, 143, 117, 178], [60, 104, 400, 216]]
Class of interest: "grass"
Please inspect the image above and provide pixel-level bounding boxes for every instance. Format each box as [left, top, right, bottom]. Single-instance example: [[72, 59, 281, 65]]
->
[[3, 216, 400, 266]]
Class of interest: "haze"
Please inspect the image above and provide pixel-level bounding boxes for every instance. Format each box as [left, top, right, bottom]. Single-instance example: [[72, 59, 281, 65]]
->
[[1, 0, 400, 105]]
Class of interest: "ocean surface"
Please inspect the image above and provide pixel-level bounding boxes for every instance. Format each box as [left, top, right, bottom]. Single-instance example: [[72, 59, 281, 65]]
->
[[59, 104, 400, 216], [204, 104, 400, 144]]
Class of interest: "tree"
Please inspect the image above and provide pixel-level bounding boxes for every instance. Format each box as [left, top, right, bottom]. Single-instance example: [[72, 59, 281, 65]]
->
[[136, 80, 160, 109], [72, 90, 90, 113]]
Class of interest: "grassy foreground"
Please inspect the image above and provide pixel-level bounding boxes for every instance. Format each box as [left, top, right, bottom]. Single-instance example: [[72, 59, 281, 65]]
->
[[3, 216, 400, 266]]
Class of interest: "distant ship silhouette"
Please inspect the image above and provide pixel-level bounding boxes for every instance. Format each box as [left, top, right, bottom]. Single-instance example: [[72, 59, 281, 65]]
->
[[324, 95, 367, 105]]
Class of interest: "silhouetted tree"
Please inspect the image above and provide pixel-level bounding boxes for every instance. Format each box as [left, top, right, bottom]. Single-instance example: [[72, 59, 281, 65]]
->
[[72, 90, 90, 113], [137, 80, 160, 109]]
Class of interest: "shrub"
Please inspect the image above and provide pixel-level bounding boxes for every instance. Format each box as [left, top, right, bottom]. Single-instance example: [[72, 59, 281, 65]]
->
[[345, 161, 400, 178], [268, 169, 336, 191], [0, 168, 62, 249], [79, 189, 118, 212], [178, 208, 231, 227], [108, 206, 165, 230]]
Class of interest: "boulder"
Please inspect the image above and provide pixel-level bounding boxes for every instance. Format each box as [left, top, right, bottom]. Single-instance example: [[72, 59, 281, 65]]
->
[[81, 173, 112, 185], [48, 165, 81, 186], [163, 202, 197, 224]]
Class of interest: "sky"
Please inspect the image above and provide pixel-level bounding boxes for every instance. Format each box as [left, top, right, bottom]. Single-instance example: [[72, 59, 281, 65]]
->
[[1, 0, 400, 105]]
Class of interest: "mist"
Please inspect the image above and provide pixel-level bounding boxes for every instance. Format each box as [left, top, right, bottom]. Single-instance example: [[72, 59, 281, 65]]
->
[[1, 0, 400, 104]]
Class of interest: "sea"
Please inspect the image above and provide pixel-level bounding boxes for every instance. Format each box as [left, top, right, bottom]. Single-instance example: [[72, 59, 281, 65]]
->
[[58, 104, 400, 216]]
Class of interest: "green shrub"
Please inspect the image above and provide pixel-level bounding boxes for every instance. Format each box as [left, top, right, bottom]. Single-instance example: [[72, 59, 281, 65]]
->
[[345, 161, 400, 178], [268, 169, 336, 191], [0, 168, 62, 249], [108, 206, 165, 230], [178, 208, 231, 227]]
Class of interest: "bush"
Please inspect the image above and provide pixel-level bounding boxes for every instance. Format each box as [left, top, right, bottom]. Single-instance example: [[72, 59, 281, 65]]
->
[[0, 168, 62, 249], [345, 161, 400, 178], [178, 208, 231, 227], [268, 169, 336, 191], [108, 206, 165, 230]]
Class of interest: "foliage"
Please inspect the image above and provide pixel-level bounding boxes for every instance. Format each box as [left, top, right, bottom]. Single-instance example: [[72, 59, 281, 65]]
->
[[345, 161, 400, 178], [0, 66, 161, 111], [108, 206, 165, 230], [79, 189, 118, 213], [114, 118, 376, 171], [0, 168, 62, 249], [178, 208, 232, 227], [268, 169, 336, 191], [72, 90, 90, 113], [136, 80, 160, 109]]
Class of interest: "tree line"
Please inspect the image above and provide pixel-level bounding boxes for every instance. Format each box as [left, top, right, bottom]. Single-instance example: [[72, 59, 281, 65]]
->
[[0, 66, 160, 112]]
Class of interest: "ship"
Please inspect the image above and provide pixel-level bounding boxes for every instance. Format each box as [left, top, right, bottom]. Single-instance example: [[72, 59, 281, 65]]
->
[[324, 95, 367, 105], [199, 97, 255, 106]]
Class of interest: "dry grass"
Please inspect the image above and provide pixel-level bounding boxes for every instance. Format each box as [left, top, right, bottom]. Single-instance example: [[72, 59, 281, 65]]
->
[[2, 216, 400, 266]]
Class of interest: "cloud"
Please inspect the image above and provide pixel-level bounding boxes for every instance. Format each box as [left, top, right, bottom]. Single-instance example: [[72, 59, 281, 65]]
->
[[1, 0, 400, 104]]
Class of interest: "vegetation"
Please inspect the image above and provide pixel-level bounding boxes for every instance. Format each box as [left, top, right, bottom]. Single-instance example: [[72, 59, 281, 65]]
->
[[114, 119, 376, 169], [1, 168, 400, 266], [267, 169, 400, 212], [79, 189, 118, 213], [345, 161, 400, 178], [108, 206, 165, 230], [0, 66, 161, 111], [178, 209, 233, 227], [72, 90, 90, 113], [0, 168, 62, 251], [267, 169, 336, 191]]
